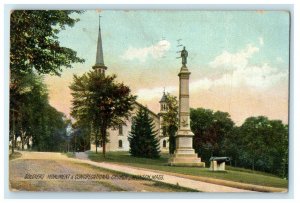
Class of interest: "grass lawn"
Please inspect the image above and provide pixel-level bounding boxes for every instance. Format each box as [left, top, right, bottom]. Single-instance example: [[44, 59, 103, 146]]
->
[[88, 151, 288, 189], [63, 152, 76, 158]]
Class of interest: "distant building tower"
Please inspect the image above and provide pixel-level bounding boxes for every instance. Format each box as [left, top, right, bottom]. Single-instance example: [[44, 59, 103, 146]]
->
[[93, 15, 107, 75], [158, 90, 169, 152]]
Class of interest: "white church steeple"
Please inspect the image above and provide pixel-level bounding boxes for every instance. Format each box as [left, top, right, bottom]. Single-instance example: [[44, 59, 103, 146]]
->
[[93, 15, 107, 75]]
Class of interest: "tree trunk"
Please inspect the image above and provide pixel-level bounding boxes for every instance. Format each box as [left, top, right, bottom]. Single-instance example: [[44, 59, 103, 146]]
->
[[103, 141, 106, 158], [95, 132, 98, 154], [11, 110, 16, 154], [101, 127, 107, 158], [11, 138, 14, 154]]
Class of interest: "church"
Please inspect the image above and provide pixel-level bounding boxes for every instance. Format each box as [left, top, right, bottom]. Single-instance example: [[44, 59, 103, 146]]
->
[[90, 19, 169, 153]]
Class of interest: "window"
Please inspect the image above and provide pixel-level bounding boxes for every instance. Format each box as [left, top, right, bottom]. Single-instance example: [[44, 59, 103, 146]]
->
[[163, 140, 166, 148], [118, 140, 123, 148], [118, 124, 123, 135]]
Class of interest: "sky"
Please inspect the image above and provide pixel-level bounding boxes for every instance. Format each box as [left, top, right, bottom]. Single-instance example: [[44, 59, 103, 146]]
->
[[44, 10, 290, 125]]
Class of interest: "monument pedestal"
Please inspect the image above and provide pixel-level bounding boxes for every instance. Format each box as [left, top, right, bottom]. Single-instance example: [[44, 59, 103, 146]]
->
[[169, 135, 205, 167], [168, 64, 205, 167]]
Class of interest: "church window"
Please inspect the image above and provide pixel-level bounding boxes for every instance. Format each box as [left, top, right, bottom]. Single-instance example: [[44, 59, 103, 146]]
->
[[118, 140, 123, 148]]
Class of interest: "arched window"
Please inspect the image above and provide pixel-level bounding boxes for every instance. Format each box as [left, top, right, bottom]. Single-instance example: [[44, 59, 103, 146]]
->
[[163, 140, 166, 148], [118, 140, 123, 148]]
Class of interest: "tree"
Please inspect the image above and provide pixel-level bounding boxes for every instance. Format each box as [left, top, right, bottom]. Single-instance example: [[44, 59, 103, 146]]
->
[[10, 10, 85, 153], [190, 108, 214, 161], [238, 116, 288, 177], [10, 10, 85, 76], [70, 71, 136, 157], [9, 72, 69, 152], [69, 127, 91, 152], [239, 116, 271, 171], [128, 106, 160, 158], [221, 126, 243, 167], [9, 72, 47, 151], [190, 108, 234, 163], [161, 93, 178, 154]]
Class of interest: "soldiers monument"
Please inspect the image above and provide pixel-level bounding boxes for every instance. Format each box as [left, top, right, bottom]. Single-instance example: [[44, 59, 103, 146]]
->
[[169, 47, 205, 167]]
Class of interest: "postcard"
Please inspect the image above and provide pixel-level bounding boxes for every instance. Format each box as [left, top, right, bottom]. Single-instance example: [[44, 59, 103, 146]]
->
[[9, 10, 289, 193]]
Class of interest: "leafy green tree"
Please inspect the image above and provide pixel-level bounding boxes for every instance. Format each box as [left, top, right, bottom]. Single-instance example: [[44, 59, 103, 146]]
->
[[9, 72, 69, 152], [210, 111, 235, 155], [70, 71, 136, 157], [10, 10, 85, 75], [238, 116, 288, 177], [69, 127, 91, 152], [190, 108, 214, 154], [161, 93, 178, 154], [190, 108, 234, 163], [128, 106, 160, 158], [221, 126, 242, 167], [10, 72, 46, 151], [268, 121, 288, 178], [239, 116, 271, 171], [10, 10, 84, 153]]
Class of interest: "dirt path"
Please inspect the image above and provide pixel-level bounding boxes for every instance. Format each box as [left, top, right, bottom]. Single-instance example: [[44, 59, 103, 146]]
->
[[9, 151, 192, 192], [10, 151, 256, 192]]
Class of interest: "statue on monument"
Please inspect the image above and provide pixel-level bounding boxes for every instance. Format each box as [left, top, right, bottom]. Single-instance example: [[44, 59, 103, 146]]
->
[[181, 46, 188, 66]]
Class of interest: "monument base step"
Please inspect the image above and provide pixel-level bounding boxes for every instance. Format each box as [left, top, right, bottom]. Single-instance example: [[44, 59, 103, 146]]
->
[[172, 153, 198, 158], [168, 155, 206, 167]]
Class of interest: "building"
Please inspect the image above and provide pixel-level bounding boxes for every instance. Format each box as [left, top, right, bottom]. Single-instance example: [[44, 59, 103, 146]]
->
[[90, 17, 169, 153]]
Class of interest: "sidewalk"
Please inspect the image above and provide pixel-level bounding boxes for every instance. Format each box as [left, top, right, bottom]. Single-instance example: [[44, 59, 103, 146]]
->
[[72, 152, 252, 192]]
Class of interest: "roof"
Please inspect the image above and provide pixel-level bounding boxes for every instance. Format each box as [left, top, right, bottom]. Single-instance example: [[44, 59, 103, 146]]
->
[[134, 101, 159, 119], [159, 92, 167, 103], [95, 16, 105, 66]]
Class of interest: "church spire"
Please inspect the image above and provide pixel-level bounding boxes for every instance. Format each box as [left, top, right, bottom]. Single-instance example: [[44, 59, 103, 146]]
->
[[93, 15, 107, 74]]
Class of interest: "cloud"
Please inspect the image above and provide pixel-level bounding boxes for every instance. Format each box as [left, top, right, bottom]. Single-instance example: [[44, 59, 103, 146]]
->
[[136, 86, 176, 101], [276, 57, 284, 63], [121, 40, 171, 62], [259, 37, 264, 46], [192, 44, 287, 91], [209, 44, 259, 70], [136, 43, 287, 102]]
